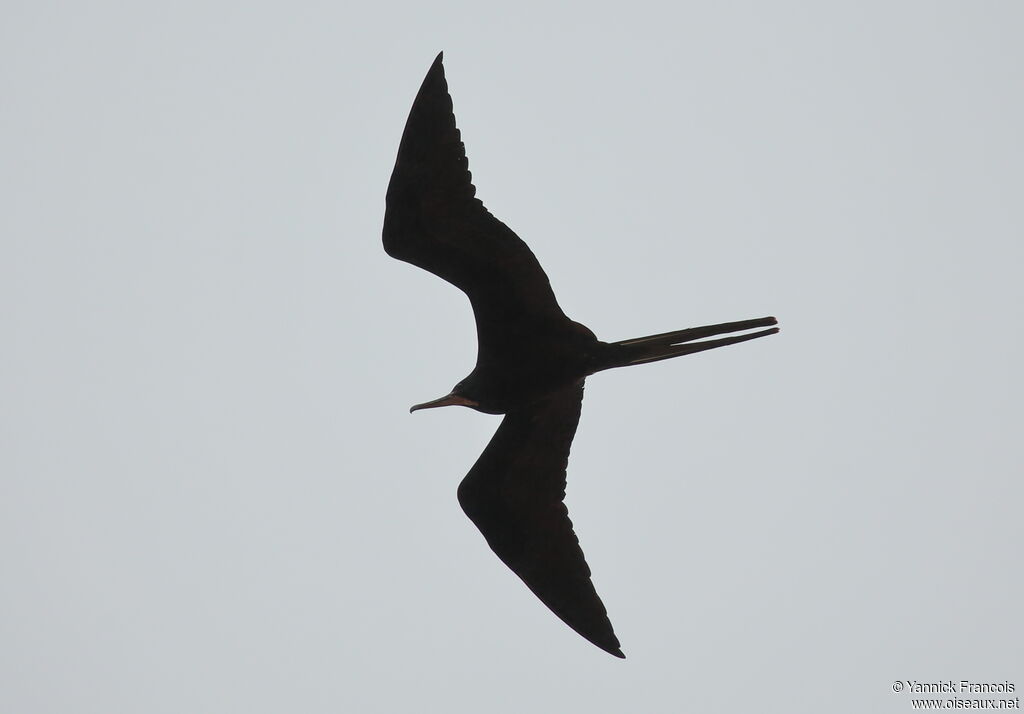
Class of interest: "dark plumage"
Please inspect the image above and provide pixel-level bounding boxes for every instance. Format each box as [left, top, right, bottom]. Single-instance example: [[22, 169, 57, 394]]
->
[[383, 52, 778, 658]]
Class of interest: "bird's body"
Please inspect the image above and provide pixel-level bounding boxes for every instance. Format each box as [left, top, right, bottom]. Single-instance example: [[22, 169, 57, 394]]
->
[[450, 311, 601, 414], [383, 52, 778, 658]]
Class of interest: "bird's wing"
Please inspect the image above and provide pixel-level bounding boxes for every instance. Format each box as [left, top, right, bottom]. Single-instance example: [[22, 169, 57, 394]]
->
[[383, 53, 568, 331], [456, 380, 624, 658]]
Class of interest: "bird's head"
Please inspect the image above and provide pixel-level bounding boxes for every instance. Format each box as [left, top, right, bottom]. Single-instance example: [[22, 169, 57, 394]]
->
[[409, 377, 481, 414]]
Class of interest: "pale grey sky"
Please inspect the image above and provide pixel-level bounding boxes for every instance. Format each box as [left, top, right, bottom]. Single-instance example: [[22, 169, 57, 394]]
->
[[3, 2, 1022, 712]]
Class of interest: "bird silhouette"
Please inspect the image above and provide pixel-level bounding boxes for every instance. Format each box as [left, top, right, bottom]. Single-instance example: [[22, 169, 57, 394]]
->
[[383, 52, 778, 658]]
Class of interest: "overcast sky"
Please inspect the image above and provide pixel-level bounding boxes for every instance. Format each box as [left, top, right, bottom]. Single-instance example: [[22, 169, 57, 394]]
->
[[3, 2, 1022, 713]]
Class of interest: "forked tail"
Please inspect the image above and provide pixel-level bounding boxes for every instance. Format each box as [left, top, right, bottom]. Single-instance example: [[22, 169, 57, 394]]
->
[[597, 316, 779, 371]]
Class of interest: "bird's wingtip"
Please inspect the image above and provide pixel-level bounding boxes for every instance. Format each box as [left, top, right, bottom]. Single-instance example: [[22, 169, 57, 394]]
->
[[597, 638, 625, 659]]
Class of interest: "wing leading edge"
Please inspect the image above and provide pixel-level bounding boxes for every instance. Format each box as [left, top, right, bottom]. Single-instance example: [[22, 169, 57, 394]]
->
[[457, 381, 624, 658]]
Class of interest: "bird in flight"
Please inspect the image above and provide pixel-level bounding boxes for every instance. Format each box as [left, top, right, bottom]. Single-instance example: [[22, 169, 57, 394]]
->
[[383, 52, 778, 658]]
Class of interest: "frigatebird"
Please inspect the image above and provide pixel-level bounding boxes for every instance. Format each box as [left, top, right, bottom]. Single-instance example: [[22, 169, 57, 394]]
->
[[383, 53, 778, 658]]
